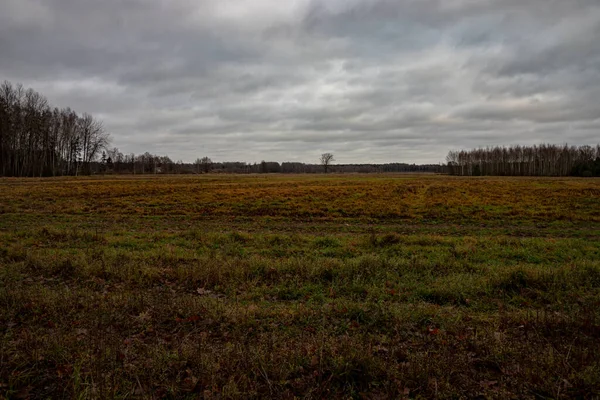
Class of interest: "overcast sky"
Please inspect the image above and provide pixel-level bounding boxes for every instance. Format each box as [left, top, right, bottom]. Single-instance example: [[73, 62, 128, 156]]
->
[[2, 0, 599, 164]]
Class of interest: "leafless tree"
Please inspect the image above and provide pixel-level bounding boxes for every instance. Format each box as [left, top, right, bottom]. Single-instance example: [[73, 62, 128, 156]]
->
[[446, 144, 600, 177], [200, 156, 212, 173], [194, 157, 212, 173], [78, 113, 109, 175], [320, 153, 335, 173], [0, 81, 111, 177]]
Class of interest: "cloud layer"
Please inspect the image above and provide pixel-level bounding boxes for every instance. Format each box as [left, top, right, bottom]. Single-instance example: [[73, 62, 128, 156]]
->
[[2, 0, 599, 163]]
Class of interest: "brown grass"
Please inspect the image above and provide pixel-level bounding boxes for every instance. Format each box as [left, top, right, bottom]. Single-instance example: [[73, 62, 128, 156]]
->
[[1, 174, 600, 399]]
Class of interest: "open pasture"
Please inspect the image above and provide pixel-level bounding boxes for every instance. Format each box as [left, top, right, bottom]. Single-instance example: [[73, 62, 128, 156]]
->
[[1, 174, 600, 398]]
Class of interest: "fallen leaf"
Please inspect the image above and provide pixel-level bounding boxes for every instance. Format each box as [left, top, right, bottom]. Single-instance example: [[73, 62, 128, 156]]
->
[[480, 380, 498, 389], [76, 328, 88, 338], [181, 376, 199, 392], [56, 364, 73, 378]]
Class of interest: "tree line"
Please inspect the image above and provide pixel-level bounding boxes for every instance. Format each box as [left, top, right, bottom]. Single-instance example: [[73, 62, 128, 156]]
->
[[446, 144, 600, 177], [0, 81, 109, 177], [0, 81, 447, 177], [20, 80, 600, 179], [98, 151, 445, 175]]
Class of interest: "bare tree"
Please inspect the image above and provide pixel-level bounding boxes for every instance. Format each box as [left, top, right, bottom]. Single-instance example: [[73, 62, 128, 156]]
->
[[0, 81, 111, 177], [200, 156, 212, 173], [446, 144, 600, 177], [78, 113, 109, 175], [194, 157, 212, 173], [320, 153, 335, 173]]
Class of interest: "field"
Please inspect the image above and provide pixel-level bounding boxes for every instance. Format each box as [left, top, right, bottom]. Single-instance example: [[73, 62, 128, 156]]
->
[[1, 174, 600, 399]]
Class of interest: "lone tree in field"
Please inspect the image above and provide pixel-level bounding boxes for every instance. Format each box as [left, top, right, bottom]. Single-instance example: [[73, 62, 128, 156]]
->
[[320, 153, 335, 173]]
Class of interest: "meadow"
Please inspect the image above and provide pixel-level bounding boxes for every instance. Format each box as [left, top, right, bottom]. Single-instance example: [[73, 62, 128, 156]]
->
[[1, 174, 600, 399]]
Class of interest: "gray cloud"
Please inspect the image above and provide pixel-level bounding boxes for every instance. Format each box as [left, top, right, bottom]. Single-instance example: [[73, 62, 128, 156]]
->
[[1, 0, 599, 164]]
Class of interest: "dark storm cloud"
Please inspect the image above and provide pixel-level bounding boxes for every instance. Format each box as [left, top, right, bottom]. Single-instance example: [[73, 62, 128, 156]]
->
[[1, 0, 599, 163]]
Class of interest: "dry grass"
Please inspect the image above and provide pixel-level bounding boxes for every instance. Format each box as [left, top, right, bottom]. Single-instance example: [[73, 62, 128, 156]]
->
[[1, 174, 599, 222], [1, 174, 600, 399]]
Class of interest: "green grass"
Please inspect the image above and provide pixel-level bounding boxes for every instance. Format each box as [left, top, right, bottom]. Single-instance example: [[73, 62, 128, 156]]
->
[[1, 175, 600, 398]]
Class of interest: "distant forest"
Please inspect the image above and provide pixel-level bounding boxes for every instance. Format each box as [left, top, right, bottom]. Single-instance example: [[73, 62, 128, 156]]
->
[[0, 81, 443, 177], [2, 81, 598, 178], [446, 144, 600, 177], [99, 152, 445, 175]]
